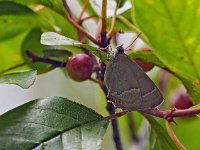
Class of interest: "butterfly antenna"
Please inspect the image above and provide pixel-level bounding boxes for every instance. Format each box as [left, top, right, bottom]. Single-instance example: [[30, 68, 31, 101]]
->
[[125, 33, 142, 50]]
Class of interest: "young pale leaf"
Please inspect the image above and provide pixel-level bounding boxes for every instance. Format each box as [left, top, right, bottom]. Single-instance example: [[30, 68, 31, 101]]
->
[[0, 97, 109, 150], [144, 115, 178, 150], [41, 32, 108, 62], [132, 0, 200, 103], [0, 70, 37, 89]]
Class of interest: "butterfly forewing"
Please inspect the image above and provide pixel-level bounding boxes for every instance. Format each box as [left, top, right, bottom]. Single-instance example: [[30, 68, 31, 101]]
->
[[105, 53, 163, 111]]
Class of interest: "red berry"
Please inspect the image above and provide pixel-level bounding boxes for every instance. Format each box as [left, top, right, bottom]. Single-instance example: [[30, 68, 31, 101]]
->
[[172, 93, 193, 109], [66, 54, 94, 81], [134, 58, 154, 72]]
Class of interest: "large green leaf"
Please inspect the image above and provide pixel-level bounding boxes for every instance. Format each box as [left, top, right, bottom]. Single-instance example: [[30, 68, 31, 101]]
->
[[0, 70, 37, 88], [132, 0, 200, 103], [128, 50, 200, 103], [128, 50, 165, 68], [0, 97, 109, 150], [0, 1, 49, 41], [144, 115, 178, 150], [41, 32, 108, 62], [0, 0, 66, 17]]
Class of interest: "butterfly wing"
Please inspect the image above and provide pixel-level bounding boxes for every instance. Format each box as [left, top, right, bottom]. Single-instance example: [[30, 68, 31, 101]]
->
[[105, 53, 163, 111]]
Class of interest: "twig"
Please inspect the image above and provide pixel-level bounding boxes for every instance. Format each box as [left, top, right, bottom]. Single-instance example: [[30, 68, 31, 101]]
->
[[116, 16, 148, 44], [141, 108, 200, 119], [62, 0, 73, 18], [26, 51, 66, 67], [101, 0, 107, 34], [165, 121, 186, 150], [67, 15, 99, 45], [107, 3, 118, 38], [79, 15, 97, 24], [105, 110, 128, 120], [78, 0, 90, 20], [106, 102, 123, 150], [127, 113, 139, 142]]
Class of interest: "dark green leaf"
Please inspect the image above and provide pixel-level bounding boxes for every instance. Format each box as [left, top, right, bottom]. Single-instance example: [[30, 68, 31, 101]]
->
[[132, 0, 200, 103], [0, 0, 66, 17], [144, 115, 178, 150], [0, 97, 109, 150], [43, 49, 72, 58], [41, 32, 108, 62], [37, 7, 77, 40], [0, 1, 49, 41], [0, 70, 37, 88]]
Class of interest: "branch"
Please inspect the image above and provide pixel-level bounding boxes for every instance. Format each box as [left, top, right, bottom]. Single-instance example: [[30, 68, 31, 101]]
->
[[105, 107, 200, 121], [78, 0, 89, 20], [107, 2, 118, 38], [101, 0, 107, 34], [26, 51, 66, 67], [67, 15, 99, 45], [141, 108, 200, 120], [116, 16, 148, 44], [106, 102, 123, 150], [165, 121, 186, 150], [62, 0, 73, 18]]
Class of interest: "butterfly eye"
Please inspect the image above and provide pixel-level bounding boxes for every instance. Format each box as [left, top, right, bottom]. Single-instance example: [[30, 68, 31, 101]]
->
[[116, 99, 123, 105]]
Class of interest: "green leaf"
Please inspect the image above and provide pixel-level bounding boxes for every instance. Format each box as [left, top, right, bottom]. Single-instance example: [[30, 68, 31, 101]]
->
[[128, 50, 165, 68], [0, 70, 37, 89], [132, 0, 200, 103], [144, 115, 178, 150], [43, 49, 72, 58], [0, 1, 48, 41], [0, 97, 109, 150], [0, 0, 66, 17], [37, 7, 77, 40], [41, 32, 108, 62]]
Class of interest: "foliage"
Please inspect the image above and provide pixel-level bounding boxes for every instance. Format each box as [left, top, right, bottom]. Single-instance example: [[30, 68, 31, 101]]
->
[[0, 0, 200, 150]]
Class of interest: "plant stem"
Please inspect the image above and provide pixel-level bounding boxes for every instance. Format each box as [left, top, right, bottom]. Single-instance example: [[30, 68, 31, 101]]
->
[[26, 51, 66, 67], [106, 102, 123, 150], [127, 113, 139, 142], [101, 0, 107, 35], [105, 107, 200, 120], [165, 121, 186, 150], [107, 3, 118, 38], [78, 0, 89, 20], [117, 16, 148, 44], [141, 108, 200, 119], [67, 15, 99, 45], [62, 0, 73, 18]]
